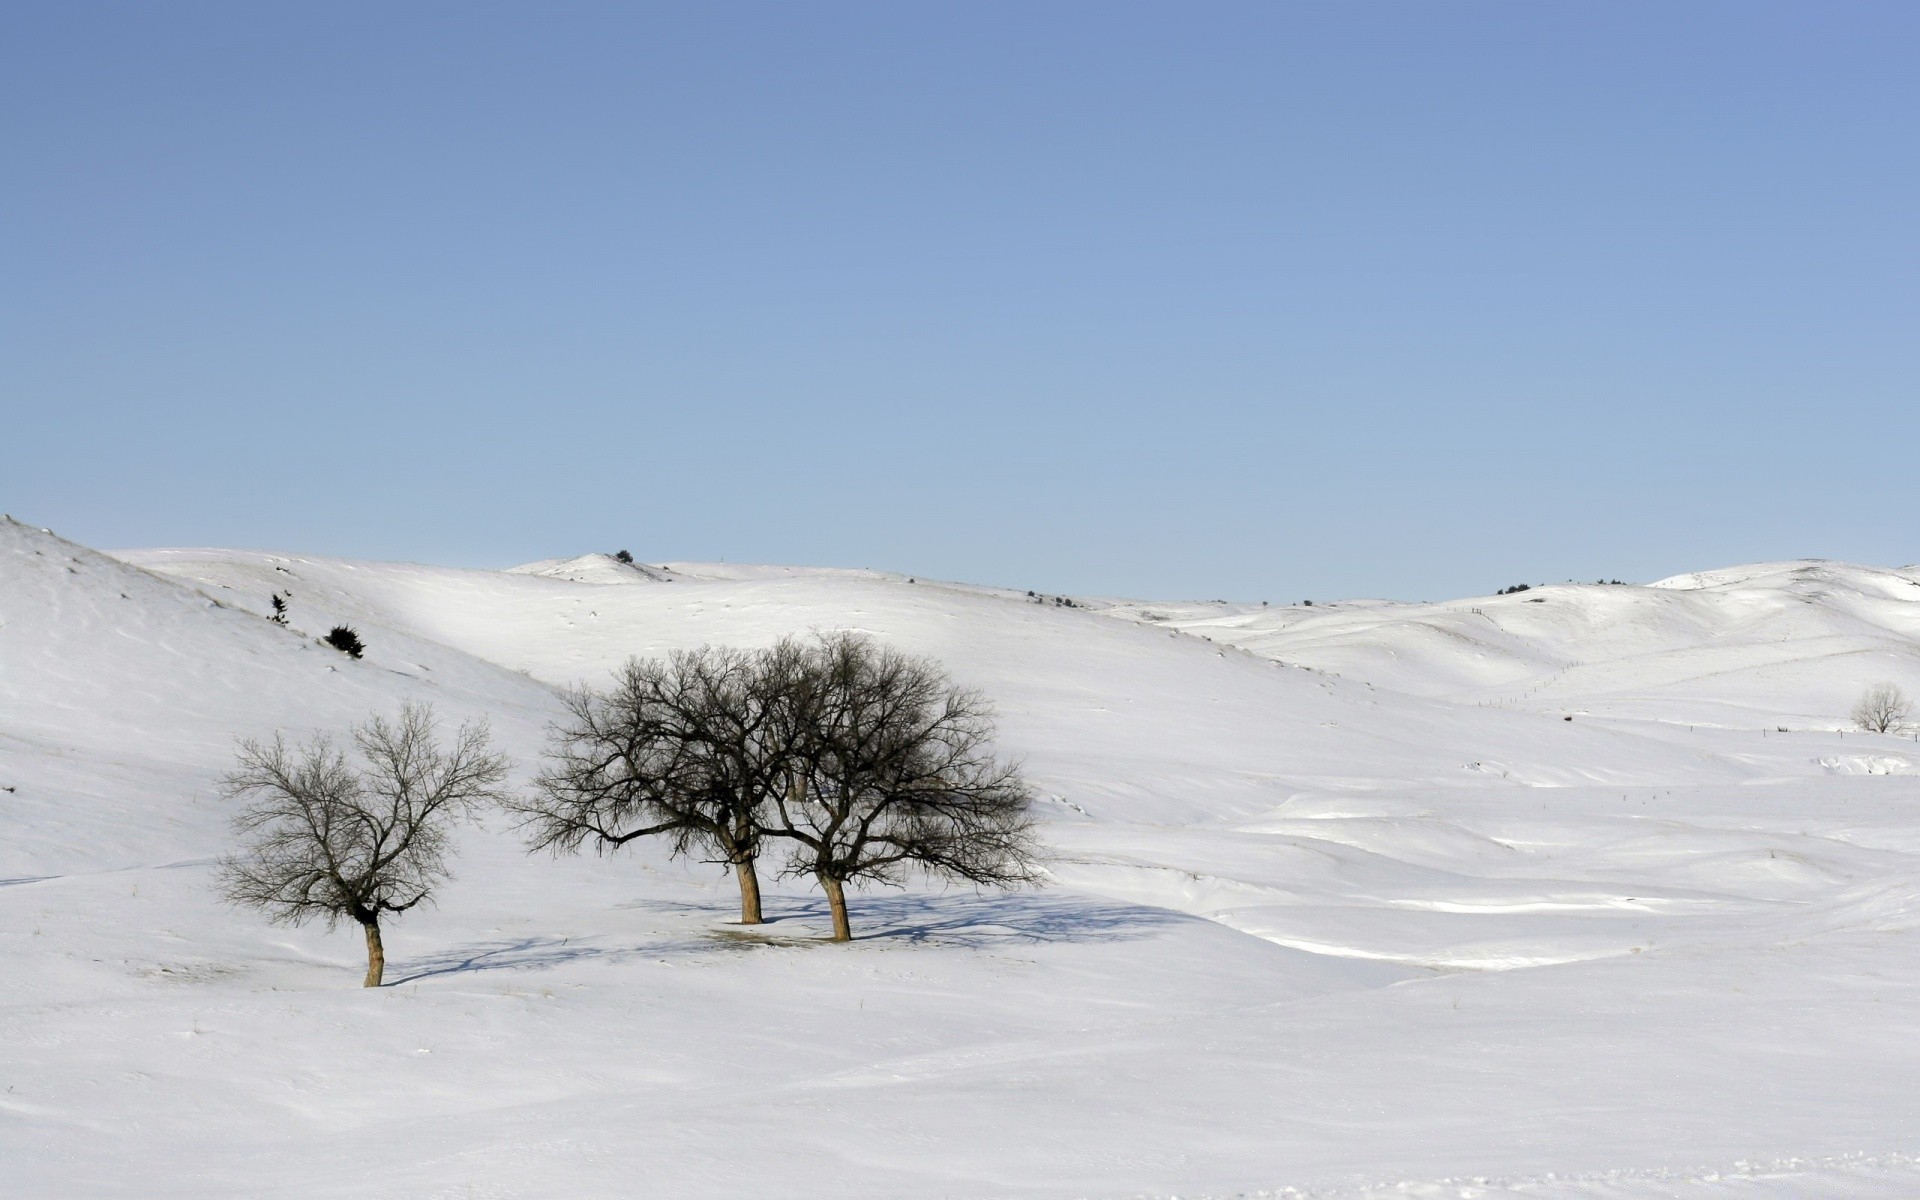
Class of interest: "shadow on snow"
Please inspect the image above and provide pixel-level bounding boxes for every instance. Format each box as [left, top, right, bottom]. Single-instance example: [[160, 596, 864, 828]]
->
[[387, 890, 1185, 985]]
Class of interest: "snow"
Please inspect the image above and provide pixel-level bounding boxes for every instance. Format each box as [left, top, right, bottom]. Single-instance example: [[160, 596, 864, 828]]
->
[[1093, 562, 1920, 731], [7, 517, 1920, 1197], [506, 552, 679, 584]]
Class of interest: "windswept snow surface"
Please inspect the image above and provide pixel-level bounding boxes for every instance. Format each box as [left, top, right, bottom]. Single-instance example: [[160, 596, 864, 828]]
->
[[6, 522, 1920, 1198], [1095, 561, 1920, 731]]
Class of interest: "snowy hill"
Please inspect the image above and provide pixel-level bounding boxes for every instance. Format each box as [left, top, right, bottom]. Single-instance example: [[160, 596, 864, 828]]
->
[[121, 543, 1778, 821], [8, 519, 1920, 1199], [1095, 560, 1920, 730], [506, 551, 680, 584], [0, 524, 560, 878]]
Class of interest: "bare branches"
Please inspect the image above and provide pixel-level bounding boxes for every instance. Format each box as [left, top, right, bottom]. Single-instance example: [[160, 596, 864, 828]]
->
[[1853, 683, 1911, 734], [505, 645, 812, 924], [768, 632, 1042, 940], [511, 634, 1044, 938], [215, 703, 509, 986]]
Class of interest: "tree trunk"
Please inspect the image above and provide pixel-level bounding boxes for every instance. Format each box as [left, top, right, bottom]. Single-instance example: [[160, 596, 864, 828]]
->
[[820, 875, 852, 942], [734, 855, 764, 925], [361, 917, 385, 988]]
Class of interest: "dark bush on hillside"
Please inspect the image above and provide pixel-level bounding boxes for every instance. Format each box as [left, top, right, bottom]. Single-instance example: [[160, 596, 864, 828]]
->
[[324, 625, 365, 660]]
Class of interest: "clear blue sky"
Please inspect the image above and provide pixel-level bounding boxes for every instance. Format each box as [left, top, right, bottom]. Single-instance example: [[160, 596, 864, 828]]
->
[[4, 2, 1915, 600]]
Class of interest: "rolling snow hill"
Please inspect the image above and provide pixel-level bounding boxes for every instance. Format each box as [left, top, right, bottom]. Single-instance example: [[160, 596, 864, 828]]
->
[[6, 520, 1920, 1199], [1094, 560, 1920, 729]]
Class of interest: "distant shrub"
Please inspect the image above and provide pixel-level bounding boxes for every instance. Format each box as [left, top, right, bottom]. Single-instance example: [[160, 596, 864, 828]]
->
[[324, 625, 365, 660]]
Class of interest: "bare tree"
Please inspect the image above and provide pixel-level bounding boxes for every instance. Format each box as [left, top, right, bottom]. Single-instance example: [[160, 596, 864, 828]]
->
[[216, 704, 509, 987], [1853, 683, 1911, 734], [770, 633, 1042, 942], [508, 643, 812, 924]]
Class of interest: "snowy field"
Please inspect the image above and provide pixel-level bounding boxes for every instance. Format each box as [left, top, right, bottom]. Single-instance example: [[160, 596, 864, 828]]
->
[[6, 515, 1920, 1198]]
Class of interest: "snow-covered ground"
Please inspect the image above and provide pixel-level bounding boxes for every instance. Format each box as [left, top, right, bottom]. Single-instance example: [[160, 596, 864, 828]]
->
[[1092, 563, 1920, 731], [6, 517, 1920, 1198]]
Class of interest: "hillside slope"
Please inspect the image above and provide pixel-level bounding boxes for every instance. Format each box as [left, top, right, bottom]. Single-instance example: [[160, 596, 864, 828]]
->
[[0, 521, 560, 877], [125, 547, 1772, 823], [1095, 560, 1920, 728], [5, 526, 1920, 1199]]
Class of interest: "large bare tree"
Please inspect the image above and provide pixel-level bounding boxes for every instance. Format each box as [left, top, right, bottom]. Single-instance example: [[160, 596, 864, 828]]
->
[[1853, 682, 1911, 734], [770, 632, 1042, 942], [509, 643, 812, 924], [216, 703, 509, 987]]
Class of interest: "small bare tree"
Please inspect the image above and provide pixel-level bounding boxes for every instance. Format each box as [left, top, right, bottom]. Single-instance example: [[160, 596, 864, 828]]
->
[[1853, 683, 1911, 734], [509, 643, 813, 924], [217, 703, 509, 987], [770, 633, 1042, 942]]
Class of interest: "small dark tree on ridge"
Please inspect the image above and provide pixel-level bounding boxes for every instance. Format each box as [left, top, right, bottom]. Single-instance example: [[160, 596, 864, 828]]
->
[[324, 625, 365, 659]]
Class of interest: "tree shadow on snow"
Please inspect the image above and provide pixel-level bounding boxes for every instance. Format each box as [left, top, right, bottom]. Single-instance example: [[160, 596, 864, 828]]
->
[[386, 935, 631, 985], [387, 892, 1186, 984], [761, 890, 1190, 948]]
